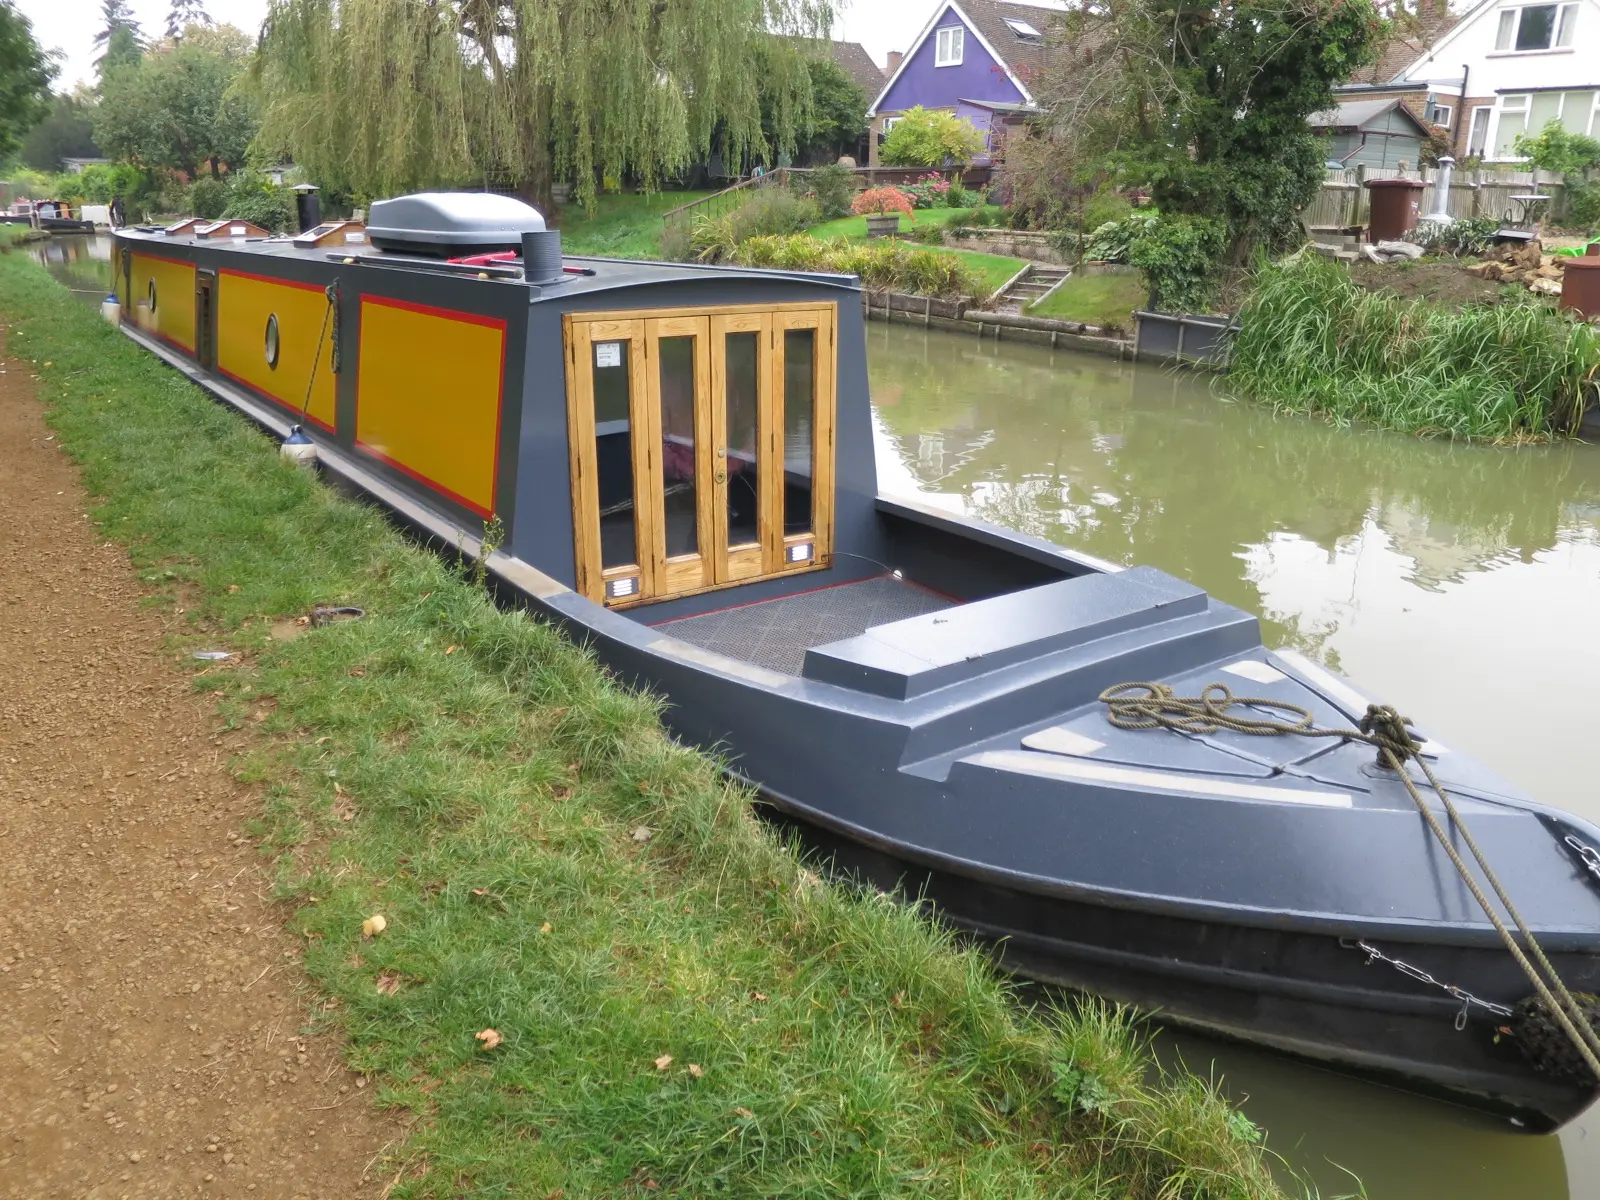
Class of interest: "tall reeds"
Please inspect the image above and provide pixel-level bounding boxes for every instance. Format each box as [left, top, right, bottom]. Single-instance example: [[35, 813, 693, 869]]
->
[[1228, 255, 1600, 441]]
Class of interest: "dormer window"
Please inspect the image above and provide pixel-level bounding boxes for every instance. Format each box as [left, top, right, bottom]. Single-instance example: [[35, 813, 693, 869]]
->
[[1003, 16, 1043, 43], [1494, 3, 1577, 51], [936, 25, 965, 66]]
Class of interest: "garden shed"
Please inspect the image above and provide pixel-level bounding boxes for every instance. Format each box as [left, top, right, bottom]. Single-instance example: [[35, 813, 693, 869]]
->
[[1309, 99, 1434, 171]]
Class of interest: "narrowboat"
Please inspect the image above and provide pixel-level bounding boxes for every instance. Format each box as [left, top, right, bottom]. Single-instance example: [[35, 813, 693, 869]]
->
[[112, 193, 1600, 1130]]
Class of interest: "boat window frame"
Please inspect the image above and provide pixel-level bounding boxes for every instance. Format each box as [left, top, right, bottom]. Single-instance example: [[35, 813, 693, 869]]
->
[[564, 301, 836, 608]]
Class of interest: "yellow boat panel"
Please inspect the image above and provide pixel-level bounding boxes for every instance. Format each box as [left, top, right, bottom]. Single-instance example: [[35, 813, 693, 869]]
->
[[129, 253, 196, 353], [217, 270, 337, 431], [355, 296, 506, 518]]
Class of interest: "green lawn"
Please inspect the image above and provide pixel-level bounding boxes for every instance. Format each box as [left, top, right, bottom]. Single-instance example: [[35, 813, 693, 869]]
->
[[1027, 271, 1148, 331], [558, 189, 715, 260]]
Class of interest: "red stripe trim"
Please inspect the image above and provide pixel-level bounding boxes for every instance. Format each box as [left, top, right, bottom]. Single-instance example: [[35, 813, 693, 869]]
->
[[219, 268, 326, 293], [151, 327, 195, 355], [359, 292, 508, 331], [129, 248, 196, 267], [216, 365, 335, 433], [354, 441, 495, 520]]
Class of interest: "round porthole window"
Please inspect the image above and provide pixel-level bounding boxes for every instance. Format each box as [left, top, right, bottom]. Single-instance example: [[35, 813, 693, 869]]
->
[[264, 314, 280, 369], [147, 278, 157, 313]]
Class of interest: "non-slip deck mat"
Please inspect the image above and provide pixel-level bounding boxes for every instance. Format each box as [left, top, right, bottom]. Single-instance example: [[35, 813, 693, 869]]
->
[[657, 575, 956, 676]]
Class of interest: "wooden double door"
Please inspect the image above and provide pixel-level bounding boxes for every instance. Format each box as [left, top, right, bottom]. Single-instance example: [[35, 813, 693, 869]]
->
[[565, 303, 836, 606]]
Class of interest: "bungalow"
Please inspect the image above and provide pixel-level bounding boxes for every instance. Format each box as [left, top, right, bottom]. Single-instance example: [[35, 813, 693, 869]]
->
[[866, 0, 1062, 167]]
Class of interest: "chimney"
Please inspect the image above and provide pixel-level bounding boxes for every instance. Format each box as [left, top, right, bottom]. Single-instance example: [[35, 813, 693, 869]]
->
[[886, 50, 903, 75]]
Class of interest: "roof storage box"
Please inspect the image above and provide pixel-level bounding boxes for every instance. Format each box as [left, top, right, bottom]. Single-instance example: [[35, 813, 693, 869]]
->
[[366, 192, 547, 256]]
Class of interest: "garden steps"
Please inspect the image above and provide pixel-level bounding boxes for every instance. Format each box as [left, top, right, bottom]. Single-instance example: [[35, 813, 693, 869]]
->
[[993, 265, 1071, 314]]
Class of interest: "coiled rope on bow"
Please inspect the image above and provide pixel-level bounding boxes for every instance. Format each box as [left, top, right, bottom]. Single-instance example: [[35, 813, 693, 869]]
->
[[1100, 681, 1600, 1082]]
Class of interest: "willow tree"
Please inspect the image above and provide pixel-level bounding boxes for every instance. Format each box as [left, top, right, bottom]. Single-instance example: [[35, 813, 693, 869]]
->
[[253, 0, 836, 210]]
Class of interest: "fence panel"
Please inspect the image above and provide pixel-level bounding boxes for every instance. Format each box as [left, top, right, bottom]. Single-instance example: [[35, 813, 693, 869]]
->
[[1304, 167, 1566, 231]]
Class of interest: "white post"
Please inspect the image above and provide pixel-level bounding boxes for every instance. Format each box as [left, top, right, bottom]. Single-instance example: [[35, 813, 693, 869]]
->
[[1422, 156, 1455, 224]]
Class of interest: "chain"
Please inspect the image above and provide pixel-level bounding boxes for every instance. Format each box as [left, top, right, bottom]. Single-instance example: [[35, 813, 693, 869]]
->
[[1566, 836, 1600, 886], [1341, 937, 1513, 1030]]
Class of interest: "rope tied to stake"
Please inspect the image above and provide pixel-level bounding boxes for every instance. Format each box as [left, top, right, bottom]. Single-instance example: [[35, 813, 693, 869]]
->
[[1099, 680, 1600, 1083]]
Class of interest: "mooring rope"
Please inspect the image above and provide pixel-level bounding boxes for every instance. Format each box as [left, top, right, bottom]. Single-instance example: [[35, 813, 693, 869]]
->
[[297, 282, 340, 425], [1100, 681, 1600, 1081]]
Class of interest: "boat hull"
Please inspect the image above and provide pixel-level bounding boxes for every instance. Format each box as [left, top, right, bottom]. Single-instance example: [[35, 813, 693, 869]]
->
[[775, 807, 1600, 1131]]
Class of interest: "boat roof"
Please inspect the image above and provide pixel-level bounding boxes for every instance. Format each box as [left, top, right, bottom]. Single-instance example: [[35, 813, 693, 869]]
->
[[114, 226, 861, 303]]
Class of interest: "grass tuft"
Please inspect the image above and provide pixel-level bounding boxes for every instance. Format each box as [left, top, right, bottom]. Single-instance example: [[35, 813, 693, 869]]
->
[[1227, 254, 1600, 441], [0, 250, 1305, 1199]]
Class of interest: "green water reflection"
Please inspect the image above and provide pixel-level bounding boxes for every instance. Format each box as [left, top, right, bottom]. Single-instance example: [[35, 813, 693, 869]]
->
[[867, 321, 1600, 1200]]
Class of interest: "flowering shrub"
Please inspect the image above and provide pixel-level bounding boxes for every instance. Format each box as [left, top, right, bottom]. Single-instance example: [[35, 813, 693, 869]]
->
[[904, 173, 953, 209], [851, 186, 914, 217]]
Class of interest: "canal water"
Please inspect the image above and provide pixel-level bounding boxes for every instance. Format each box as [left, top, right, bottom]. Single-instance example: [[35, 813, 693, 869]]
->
[[33, 236, 1600, 1197]]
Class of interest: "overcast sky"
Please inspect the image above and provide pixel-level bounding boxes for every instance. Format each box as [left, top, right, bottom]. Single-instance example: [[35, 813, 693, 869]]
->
[[17, 0, 997, 92]]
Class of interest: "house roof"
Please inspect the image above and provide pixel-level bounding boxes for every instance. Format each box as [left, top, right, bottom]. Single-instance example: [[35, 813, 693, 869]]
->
[[1308, 98, 1432, 135], [867, 0, 1065, 115], [824, 40, 887, 98], [1343, 4, 1461, 86]]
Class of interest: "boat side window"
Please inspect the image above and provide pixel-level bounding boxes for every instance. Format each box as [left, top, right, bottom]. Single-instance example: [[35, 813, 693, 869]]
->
[[592, 339, 638, 572], [658, 336, 699, 558], [782, 328, 816, 538]]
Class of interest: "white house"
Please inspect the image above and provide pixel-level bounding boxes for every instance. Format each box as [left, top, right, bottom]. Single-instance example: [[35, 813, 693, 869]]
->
[[1390, 0, 1600, 160]]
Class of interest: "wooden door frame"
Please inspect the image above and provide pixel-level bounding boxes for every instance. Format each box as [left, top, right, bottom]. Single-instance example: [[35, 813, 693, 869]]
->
[[564, 302, 837, 608]]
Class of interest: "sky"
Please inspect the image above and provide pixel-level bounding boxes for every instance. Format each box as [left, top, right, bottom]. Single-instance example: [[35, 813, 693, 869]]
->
[[19, 0, 966, 92]]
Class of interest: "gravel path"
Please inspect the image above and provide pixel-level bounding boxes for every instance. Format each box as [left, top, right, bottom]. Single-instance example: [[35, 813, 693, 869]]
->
[[0, 335, 399, 1197]]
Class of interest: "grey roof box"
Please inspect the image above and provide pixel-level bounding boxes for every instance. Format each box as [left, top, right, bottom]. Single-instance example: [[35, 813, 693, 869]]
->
[[366, 192, 547, 256]]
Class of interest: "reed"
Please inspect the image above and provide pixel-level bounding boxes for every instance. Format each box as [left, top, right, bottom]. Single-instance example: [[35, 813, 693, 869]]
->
[[1228, 255, 1600, 441]]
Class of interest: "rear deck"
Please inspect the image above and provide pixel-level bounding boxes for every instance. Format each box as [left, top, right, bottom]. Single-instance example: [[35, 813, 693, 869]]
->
[[653, 575, 953, 675]]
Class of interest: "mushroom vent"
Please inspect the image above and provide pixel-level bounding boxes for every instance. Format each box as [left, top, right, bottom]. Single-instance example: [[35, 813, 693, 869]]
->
[[367, 192, 547, 257]]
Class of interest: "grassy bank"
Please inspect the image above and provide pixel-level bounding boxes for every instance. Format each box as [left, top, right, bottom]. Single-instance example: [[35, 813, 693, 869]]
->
[[1229, 255, 1600, 441], [0, 249, 1296, 1199], [559, 190, 715, 259], [1027, 273, 1148, 331]]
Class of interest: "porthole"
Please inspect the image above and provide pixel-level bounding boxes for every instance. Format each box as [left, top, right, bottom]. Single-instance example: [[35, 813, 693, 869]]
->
[[147, 278, 157, 313], [264, 314, 280, 369]]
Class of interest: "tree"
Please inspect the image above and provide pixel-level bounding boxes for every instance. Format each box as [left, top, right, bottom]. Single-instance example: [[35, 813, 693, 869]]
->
[[1034, 0, 1384, 258], [20, 89, 100, 171], [94, 0, 143, 77], [93, 28, 258, 178], [0, 1, 54, 162], [798, 59, 867, 163], [252, 0, 837, 211], [879, 106, 986, 168], [167, 0, 212, 41]]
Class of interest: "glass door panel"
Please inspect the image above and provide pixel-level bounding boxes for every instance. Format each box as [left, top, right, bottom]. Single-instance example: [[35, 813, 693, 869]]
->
[[646, 316, 711, 596], [772, 311, 835, 573], [566, 317, 648, 603], [710, 313, 769, 584]]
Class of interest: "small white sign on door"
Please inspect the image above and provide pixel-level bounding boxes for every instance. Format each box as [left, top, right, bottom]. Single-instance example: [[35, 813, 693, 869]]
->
[[595, 342, 622, 369]]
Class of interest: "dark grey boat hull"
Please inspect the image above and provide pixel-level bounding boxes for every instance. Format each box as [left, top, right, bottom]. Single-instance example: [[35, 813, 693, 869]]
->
[[772, 806, 1599, 1131]]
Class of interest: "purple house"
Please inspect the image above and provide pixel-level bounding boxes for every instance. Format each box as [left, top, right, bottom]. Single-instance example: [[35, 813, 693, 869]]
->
[[866, 0, 1057, 166]]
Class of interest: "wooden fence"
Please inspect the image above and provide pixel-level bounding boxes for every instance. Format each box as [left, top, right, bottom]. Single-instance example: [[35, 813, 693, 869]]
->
[[1303, 165, 1568, 231]]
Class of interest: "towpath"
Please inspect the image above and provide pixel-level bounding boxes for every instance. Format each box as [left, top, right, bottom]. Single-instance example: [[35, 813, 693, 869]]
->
[[0, 333, 398, 1197]]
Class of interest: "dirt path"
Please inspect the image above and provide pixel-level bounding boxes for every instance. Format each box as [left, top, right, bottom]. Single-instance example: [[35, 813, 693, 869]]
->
[[0, 337, 399, 1197]]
